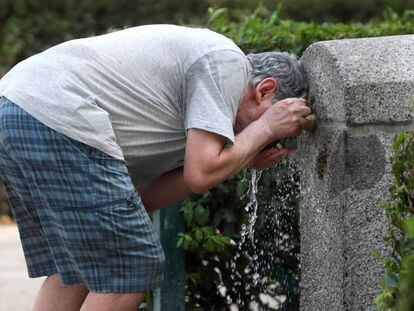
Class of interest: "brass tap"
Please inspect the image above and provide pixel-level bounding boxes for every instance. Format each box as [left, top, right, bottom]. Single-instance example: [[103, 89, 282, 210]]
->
[[302, 114, 316, 132]]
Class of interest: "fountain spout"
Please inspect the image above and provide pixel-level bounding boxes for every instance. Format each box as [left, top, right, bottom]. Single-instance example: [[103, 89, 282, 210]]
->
[[303, 114, 316, 132]]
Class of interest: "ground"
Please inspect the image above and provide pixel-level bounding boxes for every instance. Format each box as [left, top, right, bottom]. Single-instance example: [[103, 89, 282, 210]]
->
[[0, 223, 45, 310]]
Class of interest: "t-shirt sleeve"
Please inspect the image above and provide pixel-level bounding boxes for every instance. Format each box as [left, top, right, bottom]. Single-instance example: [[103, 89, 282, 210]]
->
[[183, 49, 251, 144]]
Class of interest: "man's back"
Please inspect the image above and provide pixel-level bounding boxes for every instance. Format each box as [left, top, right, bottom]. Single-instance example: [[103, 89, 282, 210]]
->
[[0, 25, 250, 185]]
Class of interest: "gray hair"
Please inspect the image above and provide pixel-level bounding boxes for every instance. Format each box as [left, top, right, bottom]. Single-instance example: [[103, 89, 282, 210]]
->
[[246, 52, 309, 103]]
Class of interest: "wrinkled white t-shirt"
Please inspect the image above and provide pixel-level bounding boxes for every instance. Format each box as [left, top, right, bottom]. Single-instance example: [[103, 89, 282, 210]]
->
[[0, 25, 251, 186]]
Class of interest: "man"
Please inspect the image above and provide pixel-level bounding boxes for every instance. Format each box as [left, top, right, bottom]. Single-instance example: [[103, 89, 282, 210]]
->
[[0, 25, 310, 310]]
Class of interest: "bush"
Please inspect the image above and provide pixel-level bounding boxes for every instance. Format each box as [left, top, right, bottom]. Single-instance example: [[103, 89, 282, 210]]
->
[[2, 1, 414, 76], [373, 123, 414, 311], [277, 0, 414, 22], [206, 6, 414, 55]]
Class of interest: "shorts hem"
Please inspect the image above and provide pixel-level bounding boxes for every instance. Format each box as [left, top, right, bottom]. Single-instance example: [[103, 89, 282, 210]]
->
[[28, 267, 58, 279], [28, 270, 163, 293], [61, 277, 164, 293]]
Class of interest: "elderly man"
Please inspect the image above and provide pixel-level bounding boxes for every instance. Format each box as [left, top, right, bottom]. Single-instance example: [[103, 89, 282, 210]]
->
[[0, 25, 310, 310]]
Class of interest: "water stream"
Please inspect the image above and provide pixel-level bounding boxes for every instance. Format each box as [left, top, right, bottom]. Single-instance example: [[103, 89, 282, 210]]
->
[[225, 159, 300, 310]]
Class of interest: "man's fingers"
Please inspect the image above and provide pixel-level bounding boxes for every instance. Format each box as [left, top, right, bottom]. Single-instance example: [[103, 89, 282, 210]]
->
[[285, 101, 311, 117], [297, 105, 312, 116], [281, 97, 308, 106], [252, 147, 294, 170], [264, 147, 291, 158], [269, 147, 293, 160], [260, 151, 290, 169]]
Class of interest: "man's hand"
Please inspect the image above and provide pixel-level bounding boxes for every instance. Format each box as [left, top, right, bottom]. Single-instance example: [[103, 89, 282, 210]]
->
[[258, 98, 311, 141], [249, 146, 294, 171]]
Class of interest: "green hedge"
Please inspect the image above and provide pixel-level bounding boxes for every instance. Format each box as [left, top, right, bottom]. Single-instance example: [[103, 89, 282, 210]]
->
[[277, 0, 414, 22], [2, 1, 414, 76], [373, 123, 414, 311], [207, 6, 414, 55]]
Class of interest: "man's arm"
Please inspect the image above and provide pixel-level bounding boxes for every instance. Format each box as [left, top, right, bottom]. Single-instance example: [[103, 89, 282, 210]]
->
[[184, 98, 311, 194], [184, 121, 271, 194], [137, 167, 191, 211], [138, 98, 310, 210], [137, 118, 274, 211], [136, 119, 267, 211]]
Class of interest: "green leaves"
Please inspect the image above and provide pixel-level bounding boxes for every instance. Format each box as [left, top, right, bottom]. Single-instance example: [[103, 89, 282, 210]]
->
[[176, 226, 232, 252], [194, 205, 210, 226], [403, 216, 414, 237], [181, 196, 210, 226], [207, 7, 228, 26], [177, 196, 232, 253], [374, 123, 414, 311], [384, 272, 399, 288], [182, 201, 194, 226], [375, 290, 396, 311], [208, 7, 414, 56], [369, 248, 381, 260]]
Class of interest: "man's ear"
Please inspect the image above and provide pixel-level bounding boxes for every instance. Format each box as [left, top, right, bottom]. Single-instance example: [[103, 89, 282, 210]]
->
[[255, 78, 277, 104]]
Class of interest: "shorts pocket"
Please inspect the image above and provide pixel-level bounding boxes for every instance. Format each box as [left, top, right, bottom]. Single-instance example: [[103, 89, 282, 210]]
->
[[97, 192, 165, 267]]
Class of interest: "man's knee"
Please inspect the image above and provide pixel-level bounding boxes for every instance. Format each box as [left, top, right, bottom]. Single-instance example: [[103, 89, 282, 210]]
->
[[34, 273, 89, 311]]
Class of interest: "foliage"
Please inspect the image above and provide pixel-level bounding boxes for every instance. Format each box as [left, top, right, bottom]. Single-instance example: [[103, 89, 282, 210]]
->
[[276, 0, 414, 22], [206, 6, 414, 56], [177, 194, 232, 253], [178, 164, 300, 309], [0, 0, 213, 76], [2, 0, 414, 76], [373, 125, 414, 311]]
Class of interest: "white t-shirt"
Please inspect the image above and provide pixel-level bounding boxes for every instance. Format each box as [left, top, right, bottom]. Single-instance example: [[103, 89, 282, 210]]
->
[[0, 25, 251, 186]]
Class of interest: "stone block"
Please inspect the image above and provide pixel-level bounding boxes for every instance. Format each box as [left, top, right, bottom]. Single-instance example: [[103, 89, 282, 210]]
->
[[301, 35, 414, 124], [298, 35, 414, 311]]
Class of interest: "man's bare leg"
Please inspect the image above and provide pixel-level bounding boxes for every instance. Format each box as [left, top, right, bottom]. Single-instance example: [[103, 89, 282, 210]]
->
[[80, 292, 145, 311], [33, 273, 89, 311]]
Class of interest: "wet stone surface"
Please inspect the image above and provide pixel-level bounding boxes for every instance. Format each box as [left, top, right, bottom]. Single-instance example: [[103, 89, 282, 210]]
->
[[329, 132, 386, 194]]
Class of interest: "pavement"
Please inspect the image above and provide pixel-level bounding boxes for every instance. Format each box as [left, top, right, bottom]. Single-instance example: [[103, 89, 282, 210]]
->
[[0, 224, 45, 311]]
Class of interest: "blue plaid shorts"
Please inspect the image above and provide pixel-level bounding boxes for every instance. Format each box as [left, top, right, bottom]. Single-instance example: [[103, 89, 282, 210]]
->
[[0, 97, 165, 292]]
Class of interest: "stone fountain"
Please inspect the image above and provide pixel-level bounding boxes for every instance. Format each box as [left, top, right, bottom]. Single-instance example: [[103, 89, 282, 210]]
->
[[298, 35, 414, 311]]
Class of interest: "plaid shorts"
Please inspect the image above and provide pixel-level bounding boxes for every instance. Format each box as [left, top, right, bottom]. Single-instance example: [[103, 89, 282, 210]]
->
[[0, 97, 165, 292]]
